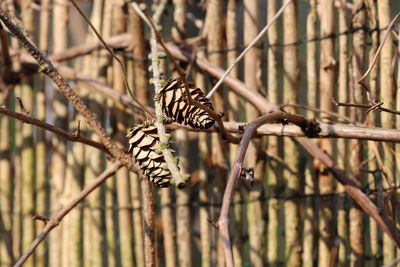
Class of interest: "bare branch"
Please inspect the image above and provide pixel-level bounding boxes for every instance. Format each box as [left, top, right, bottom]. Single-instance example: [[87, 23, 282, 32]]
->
[[0, 106, 109, 153], [333, 98, 400, 116], [14, 162, 122, 267]]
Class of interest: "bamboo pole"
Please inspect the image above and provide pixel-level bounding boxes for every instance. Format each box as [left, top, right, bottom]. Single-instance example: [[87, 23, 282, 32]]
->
[[350, 1, 366, 265], [0, 6, 17, 265], [82, 0, 107, 265], [171, 1, 192, 266], [243, 1, 264, 266], [36, 0, 51, 265], [49, 0, 69, 265], [317, 1, 335, 266], [98, 1, 119, 265], [282, 1, 301, 266], [60, 4, 88, 266], [266, 1, 281, 265], [205, 1, 226, 265], [226, 1, 243, 266], [378, 0, 396, 264], [129, 3, 147, 266], [337, 0, 350, 265], [19, 1, 36, 265], [62, 118, 84, 266], [0, 114, 13, 265], [364, 1, 380, 265], [196, 50, 212, 267], [111, 2, 135, 265], [303, 1, 317, 266]]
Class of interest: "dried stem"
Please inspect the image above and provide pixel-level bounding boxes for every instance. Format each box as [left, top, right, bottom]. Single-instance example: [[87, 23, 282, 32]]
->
[[206, 0, 293, 99], [13, 162, 123, 267], [0, 106, 109, 153], [333, 98, 400, 115], [358, 12, 400, 91]]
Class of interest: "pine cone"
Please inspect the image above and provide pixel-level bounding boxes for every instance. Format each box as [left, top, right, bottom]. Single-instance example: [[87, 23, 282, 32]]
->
[[159, 78, 215, 129], [127, 122, 172, 188]]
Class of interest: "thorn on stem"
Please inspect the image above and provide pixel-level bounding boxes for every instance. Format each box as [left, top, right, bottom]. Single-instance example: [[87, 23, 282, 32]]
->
[[72, 120, 81, 137], [16, 97, 30, 115]]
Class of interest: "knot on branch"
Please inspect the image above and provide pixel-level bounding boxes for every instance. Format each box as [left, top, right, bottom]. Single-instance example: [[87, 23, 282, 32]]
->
[[207, 218, 219, 229], [300, 118, 321, 137], [240, 167, 255, 186]]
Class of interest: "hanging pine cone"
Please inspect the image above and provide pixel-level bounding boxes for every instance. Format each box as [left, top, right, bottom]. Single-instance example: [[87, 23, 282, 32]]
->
[[158, 78, 215, 129], [127, 122, 173, 188]]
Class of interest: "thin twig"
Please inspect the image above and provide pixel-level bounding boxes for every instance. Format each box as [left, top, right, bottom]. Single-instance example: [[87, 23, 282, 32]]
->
[[358, 12, 400, 101], [68, 0, 154, 119], [333, 98, 400, 115], [0, 106, 109, 153], [205, 0, 293, 99], [14, 162, 122, 267]]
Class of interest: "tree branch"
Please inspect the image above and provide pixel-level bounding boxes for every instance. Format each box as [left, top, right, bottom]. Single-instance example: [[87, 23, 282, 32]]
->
[[0, 106, 109, 153], [14, 162, 122, 267]]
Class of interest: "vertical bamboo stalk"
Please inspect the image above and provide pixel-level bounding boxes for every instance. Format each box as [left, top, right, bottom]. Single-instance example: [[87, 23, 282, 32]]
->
[[303, 1, 318, 266], [49, 0, 69, 265], [337, 1, 349, 266], [205, 1, 226, 265], [377, 0, 396, 264], [0, 9, 15, 265], [62, 118, 84, 266], [36, 0, 51, 265], [111, 2, 134, 265], [243, 1, 264, 266], [82, 0, 108, 265], [317, 1, 335, 266], [99, 1, 118, 265], [171, 2, 192, 266], [364, 1, 380, 265], [266, 1, 280, 266], [20, 1, 36, 265], [349, 1, 366, 266], [226, 1, 243, 266], [129, 3, 148, 266], [196, 50, 212, 267], [0, 114, 13, 265], [282, 1, 301, 266]]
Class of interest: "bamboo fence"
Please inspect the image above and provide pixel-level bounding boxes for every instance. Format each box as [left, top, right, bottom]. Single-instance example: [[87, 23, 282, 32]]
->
[[0, 1, 400, 266]]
